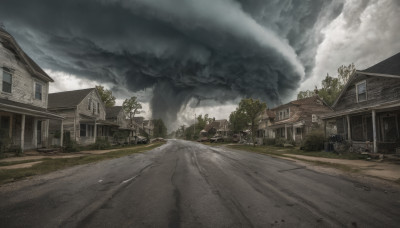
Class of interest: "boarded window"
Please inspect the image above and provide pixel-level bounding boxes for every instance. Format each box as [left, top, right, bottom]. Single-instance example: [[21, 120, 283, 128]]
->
[[2, 69, 12, 93], [357, 81, 367, 102], [35, 83, 42, 100], [80, 124, 86, 137], [351, 115, 363, 141]]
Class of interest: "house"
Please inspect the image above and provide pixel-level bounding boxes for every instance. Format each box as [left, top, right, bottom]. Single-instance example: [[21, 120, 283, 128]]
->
[[255, 109, 276, 144], [0, 27, 63, 151], [203, 119, 230, 138], [267, 95, 332, 143], [321, 52, 400, 153], [105, 106, 137, 143], [142, 120, 154, 137], [48, 88, 116, 145]]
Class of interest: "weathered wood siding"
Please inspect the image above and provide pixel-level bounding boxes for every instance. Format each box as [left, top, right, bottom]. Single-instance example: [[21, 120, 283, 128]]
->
[[335, 74, 400, 111], [49, 109, 77, 140], [77, 90, 106, 121], [0, 39, 49, 108]]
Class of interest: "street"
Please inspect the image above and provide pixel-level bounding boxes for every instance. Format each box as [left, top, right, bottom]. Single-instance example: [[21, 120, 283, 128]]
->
[[1, 140, 400, 227]]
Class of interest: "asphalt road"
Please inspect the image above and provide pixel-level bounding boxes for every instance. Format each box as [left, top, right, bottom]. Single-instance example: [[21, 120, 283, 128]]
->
[[1, 140, 400, 228]]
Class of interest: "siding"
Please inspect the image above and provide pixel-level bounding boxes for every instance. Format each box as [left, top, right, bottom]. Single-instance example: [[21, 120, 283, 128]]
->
[[0, 41, 49, 109]]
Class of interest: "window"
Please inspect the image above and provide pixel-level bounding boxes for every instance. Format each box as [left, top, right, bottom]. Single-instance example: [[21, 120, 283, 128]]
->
[[312, 114, 317, 122], [35, 83, 42, 100], [93, 102, 96, 114], [88, 98, 92, 110], [356, 81, 367, 102], [296, 128, 301, 134], [80, 124, 86, 137], [97, 103, 100, 114], [0, 115, 10, 136], [2, 68, 12, 93], [351, 115, 364, 141]]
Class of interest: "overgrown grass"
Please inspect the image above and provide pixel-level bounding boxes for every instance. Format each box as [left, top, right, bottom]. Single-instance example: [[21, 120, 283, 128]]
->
[[227, 144, 368, 160], [0, 142, 165, 185]]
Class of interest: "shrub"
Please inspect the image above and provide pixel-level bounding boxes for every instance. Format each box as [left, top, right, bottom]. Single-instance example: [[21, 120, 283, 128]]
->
[[275, 138, 287, 147], [263, 138, 275, 145], [63, 131, 80, 152], [93, 137, 111, 150], [302, 130, 325, 151]]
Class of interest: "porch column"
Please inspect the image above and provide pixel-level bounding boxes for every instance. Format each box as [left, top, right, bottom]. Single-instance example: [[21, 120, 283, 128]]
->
[[346, 115, 351, 141], [94, 120, 97, 140], [44, 120, 49, 147], [60, 119, 64, 147], [32, 118, 37, 148], [21, 114, 25, 152], [285, 125, 288, 140], [292, 125, 296, 141], [372, 110, 377, 153]]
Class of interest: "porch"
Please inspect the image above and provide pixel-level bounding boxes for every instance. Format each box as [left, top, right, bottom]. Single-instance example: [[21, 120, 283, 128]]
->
[[0, 104, 63, 152], [323, 105, 400, 153], [270, 121, 306, 143]]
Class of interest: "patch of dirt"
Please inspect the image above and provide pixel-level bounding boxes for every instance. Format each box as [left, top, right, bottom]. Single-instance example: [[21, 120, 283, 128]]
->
[[0, 161, 43, 170]]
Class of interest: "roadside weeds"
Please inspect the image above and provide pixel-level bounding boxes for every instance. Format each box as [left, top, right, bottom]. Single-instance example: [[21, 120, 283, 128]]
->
[[0, 142, 165, 185]]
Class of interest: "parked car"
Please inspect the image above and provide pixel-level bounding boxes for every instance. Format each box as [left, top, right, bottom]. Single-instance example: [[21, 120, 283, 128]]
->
[[197, 137, 209, 142], [210, 136, 224, 143], [136, 136, 148, 144]]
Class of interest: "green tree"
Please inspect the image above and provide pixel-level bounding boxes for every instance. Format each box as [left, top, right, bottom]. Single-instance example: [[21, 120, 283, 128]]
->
[[153, 119, 167, 138], [229, 109, 248, 133], [337, 63, 355, 87], [237, 98, 267, 146], [95, 85, 116, 107], [122, 96, 142, 126], [297, 89, 316, 100]]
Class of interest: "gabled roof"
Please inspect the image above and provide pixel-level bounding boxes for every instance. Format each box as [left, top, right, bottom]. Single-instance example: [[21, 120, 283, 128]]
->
[[271, 96, 329, 111], [106, 106, 123, 119], [0, 27, 53, 82], [359, 52, 400, 77], [332, 52, 400, 108], [48, 88, 94, 109]]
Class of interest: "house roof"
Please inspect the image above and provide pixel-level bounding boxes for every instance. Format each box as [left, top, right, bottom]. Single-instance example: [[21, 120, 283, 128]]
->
[[332, 52, 400, 108], [0, 27, 53, 82], [48, 88, 94, 109], [359, 52, 400, 77], [271, 96, 328, 111], [204, 119, 228, 131], [106, 106, 123, 119]]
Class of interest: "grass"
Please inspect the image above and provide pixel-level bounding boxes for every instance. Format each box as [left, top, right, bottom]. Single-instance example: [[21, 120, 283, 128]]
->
[[227, 144, 368, 160], [0, 142, 165, 185]]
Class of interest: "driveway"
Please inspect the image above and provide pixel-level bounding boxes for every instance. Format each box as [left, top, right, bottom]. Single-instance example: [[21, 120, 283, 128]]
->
[[0, 139, 399, 227]]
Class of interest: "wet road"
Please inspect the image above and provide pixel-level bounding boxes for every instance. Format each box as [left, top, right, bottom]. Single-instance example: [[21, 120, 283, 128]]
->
[[1, 139, 400, 227]]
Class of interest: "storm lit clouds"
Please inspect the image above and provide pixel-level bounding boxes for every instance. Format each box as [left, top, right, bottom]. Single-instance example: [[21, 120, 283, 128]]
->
[[0, 0, 399, 130]]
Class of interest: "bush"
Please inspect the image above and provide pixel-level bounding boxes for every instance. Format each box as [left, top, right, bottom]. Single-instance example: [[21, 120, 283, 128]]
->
[[263, 138, 275, 145], [63, 131, 80, 152], [275, 138, 288, 147], [302, 130, 325, 151], [93, 137, 111, 150]]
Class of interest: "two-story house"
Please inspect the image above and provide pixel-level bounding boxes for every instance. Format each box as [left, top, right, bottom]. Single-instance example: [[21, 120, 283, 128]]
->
[[268, 96, 332, 143], [0, 27, 63, 151], [322, 52, 400, 153], [48, 88, 115, 145], [105, 106, 137, 143]]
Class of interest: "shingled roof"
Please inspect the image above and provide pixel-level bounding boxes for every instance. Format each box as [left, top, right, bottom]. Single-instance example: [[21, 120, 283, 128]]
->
[[0, 27, 53, 82], [48, 88, 94, 109], [106, 106, 123, 119], [359, 52, 400, 76]]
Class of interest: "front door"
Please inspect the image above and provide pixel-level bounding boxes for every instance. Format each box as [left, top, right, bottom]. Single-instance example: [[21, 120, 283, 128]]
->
[[37, 120, 42, 146]]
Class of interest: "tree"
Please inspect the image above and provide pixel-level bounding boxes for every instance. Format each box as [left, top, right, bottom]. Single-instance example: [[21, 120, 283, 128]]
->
[[296, 63, 356, 106], [237, 98, 267, 146], [229, 109, 248, 133], [337, 63, 355, 87], [95, 85, 116, 107], [122, 96, 142, 126], [153, 119, 167, 138]]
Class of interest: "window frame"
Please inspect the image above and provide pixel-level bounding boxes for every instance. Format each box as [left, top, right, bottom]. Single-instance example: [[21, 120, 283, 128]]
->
[[80, 124, 87, 137], [356, 80, 367, 103], [34, 82, 43, 100], [2, 68, 12, 94], [88, 98, 92, 110]]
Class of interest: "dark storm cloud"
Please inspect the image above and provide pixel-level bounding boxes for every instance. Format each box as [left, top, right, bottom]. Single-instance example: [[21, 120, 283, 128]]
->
[[0, 0, 344, 125]]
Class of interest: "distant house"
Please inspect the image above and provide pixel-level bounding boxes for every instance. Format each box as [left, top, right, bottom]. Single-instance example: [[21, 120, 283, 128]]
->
[[48, 88, 117, 145], [142, 120, 154, 137], [266, 96, 332, 143], [255, 109, 276, 143], [203, 119, 230, 138], [0, 27, 63, 151], [105, 106, 137, 143], [322, 52, 400, 153]]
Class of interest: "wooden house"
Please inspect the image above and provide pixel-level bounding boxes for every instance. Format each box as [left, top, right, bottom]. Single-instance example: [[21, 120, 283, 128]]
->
[[203, 119, 230, 138], [322, 52, 400, 153], [266, 96, 332, 143], [48, 88, 117, 145], [0, 27, 63, 151], [105, 106, 137, 143]]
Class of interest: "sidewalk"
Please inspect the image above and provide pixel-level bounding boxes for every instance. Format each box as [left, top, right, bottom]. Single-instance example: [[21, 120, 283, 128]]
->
[[283, 154, 400, 182]]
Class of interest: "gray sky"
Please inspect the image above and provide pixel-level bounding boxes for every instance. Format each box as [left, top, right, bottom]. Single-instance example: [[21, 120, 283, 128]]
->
[[1, 0, 399, 130]]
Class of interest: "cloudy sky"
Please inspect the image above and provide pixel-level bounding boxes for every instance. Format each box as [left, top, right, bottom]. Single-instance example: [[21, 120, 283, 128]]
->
[[1, 0, 399, 130]]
